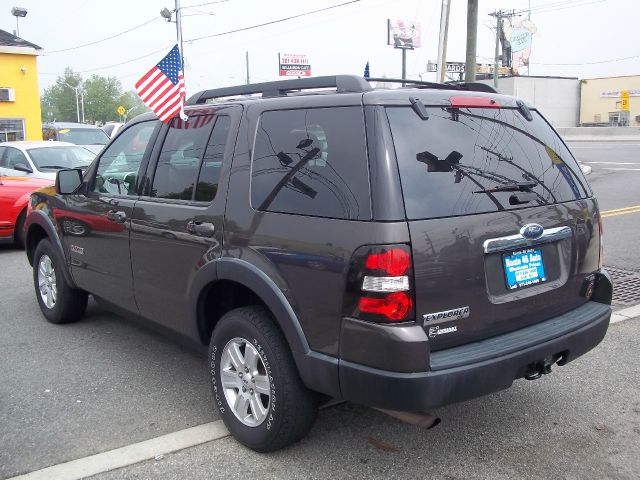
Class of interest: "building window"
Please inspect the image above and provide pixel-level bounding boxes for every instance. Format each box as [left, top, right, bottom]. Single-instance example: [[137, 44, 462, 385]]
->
[[0, 118, 25, 142], [608, 111, 629, 126]]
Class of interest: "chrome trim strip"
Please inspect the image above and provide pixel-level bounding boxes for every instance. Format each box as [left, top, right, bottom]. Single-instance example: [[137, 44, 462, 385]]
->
[[483, 226, 573, 254]]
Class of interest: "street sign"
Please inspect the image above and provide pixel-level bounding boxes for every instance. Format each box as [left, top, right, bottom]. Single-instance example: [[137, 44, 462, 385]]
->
[[279, 53, 311, 77], [621, 90, 630, 111], [116, 105, 125, 116]]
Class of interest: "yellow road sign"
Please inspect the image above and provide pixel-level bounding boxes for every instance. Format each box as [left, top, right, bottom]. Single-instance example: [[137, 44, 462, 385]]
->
[[116, 105, 125, 116], [621, 98, 629, 111], [621, 90, 630, 99]]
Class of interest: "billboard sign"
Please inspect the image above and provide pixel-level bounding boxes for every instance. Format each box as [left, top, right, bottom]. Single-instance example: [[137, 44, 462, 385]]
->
[[501, 16, 536, 73], [279, 53, 311, 77], [387, 19, 421, 49]]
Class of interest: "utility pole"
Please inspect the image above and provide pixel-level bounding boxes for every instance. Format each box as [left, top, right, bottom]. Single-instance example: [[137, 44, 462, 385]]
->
[[465, 0, 478, 82], [491, 10, 502, 89], [245, 51, 250, 84], [175, 0, 185, 79], [436, 0, 451, 83]]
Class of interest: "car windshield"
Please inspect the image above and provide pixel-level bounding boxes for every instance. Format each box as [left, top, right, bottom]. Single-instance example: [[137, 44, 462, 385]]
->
[[57, 127, 110, 145], [27, 146, 96, 170]]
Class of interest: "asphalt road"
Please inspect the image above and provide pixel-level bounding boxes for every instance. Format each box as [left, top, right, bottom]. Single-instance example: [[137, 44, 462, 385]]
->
[[2, 141, 640, 479], [568, 141, 640, 271]]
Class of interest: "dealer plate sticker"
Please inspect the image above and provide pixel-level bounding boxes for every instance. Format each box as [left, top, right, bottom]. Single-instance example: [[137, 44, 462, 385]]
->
[[503, 248, 546, 290]]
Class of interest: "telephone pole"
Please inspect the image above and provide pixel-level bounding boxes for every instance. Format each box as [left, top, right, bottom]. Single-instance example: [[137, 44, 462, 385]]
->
[[436, 0, 451, 83], [465, 0, 478, 82], [489, 10, 502, 89]]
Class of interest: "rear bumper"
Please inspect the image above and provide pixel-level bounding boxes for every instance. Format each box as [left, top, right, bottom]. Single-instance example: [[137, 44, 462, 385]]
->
[[339, 300, 611, 411]]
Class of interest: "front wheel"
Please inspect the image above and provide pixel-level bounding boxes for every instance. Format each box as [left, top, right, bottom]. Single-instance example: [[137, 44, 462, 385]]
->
[[33, 239, 88, 324], [209, 306, 318, 452]]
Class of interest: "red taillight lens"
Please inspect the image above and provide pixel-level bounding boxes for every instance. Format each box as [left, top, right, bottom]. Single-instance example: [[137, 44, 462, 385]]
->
[[365, 248, 411, 276], [358, 292, 412, 321]]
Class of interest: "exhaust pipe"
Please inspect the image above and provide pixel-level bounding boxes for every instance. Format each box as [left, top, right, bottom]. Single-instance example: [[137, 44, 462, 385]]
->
[[375, 408, 441, 429], [525, 355, 554, 380]]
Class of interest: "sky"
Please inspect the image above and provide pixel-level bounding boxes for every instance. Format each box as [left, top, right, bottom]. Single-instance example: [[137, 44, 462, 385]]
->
[[3, 0, 639, 95]]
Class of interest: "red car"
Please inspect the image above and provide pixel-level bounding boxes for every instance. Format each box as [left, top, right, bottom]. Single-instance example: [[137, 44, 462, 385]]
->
[[0, 175, 51, 246]]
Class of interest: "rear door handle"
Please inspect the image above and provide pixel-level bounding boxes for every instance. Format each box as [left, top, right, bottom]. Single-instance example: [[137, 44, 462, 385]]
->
[[107, 210, 127, 223], [186, 220, 215, 237]]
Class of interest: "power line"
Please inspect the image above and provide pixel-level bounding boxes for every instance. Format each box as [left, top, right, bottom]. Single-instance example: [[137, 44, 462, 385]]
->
[[182, 0, 231, 9], [46, 17, 160, 54], [185, 0, 361, 43]]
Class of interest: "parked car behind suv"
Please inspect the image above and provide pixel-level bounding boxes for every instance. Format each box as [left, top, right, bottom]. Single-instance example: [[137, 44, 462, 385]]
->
[[24, 75, 612, 452], [0, 141, 95, 180], [42, 122, 110, 155]]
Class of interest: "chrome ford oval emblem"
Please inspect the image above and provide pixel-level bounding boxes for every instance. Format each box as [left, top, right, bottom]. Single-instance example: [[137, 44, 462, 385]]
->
[[521, 223, 544, 239]]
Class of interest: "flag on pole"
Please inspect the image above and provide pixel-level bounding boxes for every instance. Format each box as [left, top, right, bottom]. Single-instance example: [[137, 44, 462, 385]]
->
[[364, 61, 370, 79], [135, 45, 187, 123]]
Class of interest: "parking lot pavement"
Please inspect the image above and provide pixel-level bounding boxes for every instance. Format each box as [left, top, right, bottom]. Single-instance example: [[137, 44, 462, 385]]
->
[[92, 317, 640, 480], [0, 246, 217, 479]]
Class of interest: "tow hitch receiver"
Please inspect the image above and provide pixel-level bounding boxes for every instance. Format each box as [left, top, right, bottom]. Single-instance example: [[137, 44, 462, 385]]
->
[[525, 355, 556, 381]]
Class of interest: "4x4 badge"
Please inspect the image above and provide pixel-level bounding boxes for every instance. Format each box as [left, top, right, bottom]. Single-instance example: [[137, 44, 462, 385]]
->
[[423, 306, 470, 324]]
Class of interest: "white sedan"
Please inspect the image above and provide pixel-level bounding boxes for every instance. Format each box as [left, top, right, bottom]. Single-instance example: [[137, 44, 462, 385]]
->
[[0, 141, 95, 181]]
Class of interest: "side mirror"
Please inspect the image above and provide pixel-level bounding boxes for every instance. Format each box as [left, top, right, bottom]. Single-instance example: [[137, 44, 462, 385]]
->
[[14, 163, 33, 173], [56, 168, 84, 195]]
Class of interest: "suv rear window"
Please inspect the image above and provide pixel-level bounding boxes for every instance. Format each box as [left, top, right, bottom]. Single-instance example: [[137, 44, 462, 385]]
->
[[386, 106, 588, 220], [251, 107, 371, 220]]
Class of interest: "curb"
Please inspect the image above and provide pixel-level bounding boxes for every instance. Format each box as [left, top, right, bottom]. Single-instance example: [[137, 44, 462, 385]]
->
[[610, 303, 640, 324]]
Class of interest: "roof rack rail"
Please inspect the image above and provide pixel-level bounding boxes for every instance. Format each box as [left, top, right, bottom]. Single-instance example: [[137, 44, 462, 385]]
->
[[366, 77, 498, 94], [186, 75, 371, 105]]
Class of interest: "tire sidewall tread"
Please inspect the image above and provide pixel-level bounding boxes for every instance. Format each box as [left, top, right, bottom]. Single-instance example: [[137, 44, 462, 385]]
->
[[33, 239, 87, 324], [209, 306, 317, 452]]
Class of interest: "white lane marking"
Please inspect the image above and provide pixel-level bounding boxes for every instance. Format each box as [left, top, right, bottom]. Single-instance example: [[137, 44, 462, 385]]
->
[[610, 304, 640, 324], [601, 168, 640, 171], [582, 161, 639, 165], [7, 421, 229, 480]]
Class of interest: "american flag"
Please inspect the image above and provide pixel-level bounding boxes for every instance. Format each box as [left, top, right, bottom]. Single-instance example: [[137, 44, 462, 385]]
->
[[172, 107, 216, 129], [135, 45, 186, 123]]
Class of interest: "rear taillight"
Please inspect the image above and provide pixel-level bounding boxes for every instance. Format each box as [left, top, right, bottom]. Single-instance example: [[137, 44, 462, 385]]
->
[[343, 244, 415, 323]]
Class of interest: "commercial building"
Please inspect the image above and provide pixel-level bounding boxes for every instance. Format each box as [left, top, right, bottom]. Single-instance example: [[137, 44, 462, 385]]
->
[[478, 75, 580, 128], [579, 75, 640, 127], [0, 29, 43, 142]]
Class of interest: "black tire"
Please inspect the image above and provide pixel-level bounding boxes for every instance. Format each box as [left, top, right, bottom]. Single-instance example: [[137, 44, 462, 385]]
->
[[33, 239, 88, 324], [14, 208, 26, 248], [209, 306, 318, 452]]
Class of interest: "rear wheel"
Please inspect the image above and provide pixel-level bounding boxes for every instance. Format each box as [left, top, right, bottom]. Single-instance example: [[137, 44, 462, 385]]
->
[[33, 239, 88, 324], [209, 306, 318, 452]]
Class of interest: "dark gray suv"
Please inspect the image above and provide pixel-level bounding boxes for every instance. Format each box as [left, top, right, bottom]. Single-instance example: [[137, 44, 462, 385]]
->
[[24, 76, 612, 452]]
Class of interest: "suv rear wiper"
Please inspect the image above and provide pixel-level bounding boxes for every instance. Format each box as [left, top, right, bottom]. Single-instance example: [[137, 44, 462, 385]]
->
[[473, 180, 538, 194]]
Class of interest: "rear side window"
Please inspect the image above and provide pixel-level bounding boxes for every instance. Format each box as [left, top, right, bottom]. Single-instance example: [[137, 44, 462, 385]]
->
[[151, 115, 214, 200], [251, 107, 371, 220], [386, 106, 588, 220]]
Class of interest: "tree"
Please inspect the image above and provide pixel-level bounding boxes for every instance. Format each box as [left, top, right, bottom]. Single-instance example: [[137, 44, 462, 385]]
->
[[41, 68, 82, 122], [118, 90, 149, 122], [82, 74, 122, 124], [41, 69, 149, 124]]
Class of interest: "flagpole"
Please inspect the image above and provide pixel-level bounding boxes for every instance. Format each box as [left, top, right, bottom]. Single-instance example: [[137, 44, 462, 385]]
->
[[175, 0, 185, 80]]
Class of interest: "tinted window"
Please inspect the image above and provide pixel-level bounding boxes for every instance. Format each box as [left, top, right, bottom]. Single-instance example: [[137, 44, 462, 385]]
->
[[194, 116, 230, 202], [58, 127, 110, 145], [93, 121, 159, 195], [151, 115, 214, 200], [251, 107, 371, 220], [386, 107, 588, 220]]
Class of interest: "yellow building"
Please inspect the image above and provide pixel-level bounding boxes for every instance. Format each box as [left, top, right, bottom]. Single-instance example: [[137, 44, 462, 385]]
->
[[0, 29, 43, 141], [580, 75, 640, 127]]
